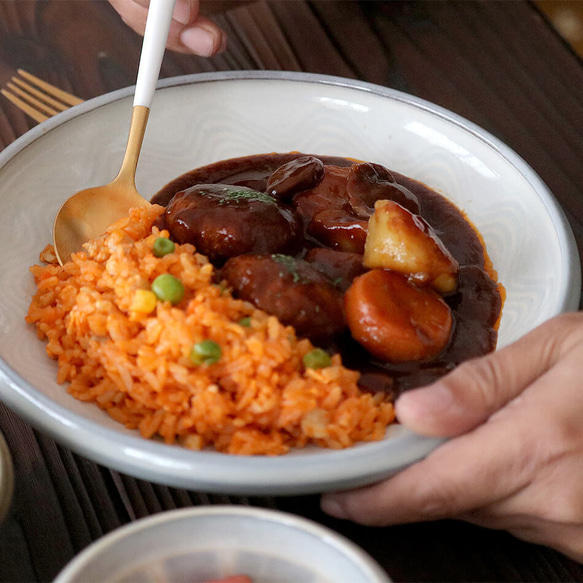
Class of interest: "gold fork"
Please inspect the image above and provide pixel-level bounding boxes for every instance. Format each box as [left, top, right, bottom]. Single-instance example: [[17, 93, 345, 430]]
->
[[1, 69, 84, 123]]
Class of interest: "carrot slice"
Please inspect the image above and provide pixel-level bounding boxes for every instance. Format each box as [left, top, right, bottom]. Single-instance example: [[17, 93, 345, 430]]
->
[[345, 269, 452, 362]]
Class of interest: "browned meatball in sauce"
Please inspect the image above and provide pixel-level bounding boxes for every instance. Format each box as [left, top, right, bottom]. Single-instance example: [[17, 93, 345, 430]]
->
[[164, 184, 302, 265], [221, 254, 346, 344]]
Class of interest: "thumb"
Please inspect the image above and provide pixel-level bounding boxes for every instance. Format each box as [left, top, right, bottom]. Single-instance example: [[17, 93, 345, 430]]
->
[[395, 317, 565, 437]]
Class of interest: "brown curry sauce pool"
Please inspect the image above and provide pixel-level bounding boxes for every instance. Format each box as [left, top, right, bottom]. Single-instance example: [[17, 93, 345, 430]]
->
[[152, 153, 502, 400]]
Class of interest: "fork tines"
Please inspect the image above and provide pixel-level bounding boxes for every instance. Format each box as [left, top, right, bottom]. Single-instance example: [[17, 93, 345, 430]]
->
[[1, 69, 84, 123]]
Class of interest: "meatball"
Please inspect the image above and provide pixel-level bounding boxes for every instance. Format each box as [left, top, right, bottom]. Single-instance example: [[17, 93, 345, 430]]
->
[[221, 254, 346, 344], [164, 184, 302, 265]]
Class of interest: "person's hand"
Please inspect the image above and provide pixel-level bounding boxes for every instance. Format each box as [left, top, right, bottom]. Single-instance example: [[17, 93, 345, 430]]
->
[[321, 311, 583, 562], [107, 0, 227, 56]]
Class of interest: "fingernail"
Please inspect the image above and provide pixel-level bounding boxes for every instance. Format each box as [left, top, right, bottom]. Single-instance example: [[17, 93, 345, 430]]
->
[[397, 382, 455, 420], [321, 497, 348, 519], [180, 27, 216, 57], [173, 0, 191, 25]]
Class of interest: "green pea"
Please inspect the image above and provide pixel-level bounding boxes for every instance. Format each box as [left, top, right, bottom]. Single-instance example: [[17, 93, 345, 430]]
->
[[190, 340, 222, 366], [151, 274, 184, 305], [238, 316, 251, 327], [303, 348, 332, 370], [153, 237, 175, 257]]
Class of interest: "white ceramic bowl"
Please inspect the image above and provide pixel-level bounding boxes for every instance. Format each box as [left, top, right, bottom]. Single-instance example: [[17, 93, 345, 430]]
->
[[54, 506, 391, 583], [0, 71, 579, 495]]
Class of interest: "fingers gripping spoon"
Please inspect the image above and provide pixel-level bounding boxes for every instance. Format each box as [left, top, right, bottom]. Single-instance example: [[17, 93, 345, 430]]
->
[[53, 0, 176, 265]]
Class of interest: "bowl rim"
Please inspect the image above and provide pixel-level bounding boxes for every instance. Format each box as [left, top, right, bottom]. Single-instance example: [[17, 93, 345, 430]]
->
[[0, 70, 579, 495], [53, 505, 392, 583]]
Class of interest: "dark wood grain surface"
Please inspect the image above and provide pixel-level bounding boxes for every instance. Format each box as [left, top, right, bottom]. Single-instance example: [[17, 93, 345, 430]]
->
[[2, 1, 583, 581]]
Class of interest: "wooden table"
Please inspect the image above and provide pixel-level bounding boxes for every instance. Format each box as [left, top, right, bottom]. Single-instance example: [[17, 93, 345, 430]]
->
[[1, 1, 583, 581]]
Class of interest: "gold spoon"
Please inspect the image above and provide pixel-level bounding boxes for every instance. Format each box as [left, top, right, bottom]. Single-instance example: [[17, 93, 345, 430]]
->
[[53, 0, 176, 265]]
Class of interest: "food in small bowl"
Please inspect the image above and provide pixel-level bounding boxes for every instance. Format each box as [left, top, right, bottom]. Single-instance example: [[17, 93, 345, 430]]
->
[[26, 152, 501, 456], [53, 506, 392, 583]]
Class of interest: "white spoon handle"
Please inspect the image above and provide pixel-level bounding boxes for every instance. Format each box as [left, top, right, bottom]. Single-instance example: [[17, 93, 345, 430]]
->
[[133, 0, 176, 108]]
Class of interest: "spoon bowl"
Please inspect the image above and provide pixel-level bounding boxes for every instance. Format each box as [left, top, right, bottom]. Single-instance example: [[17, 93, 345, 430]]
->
[[52, 0, 175, 265], [53, 106, 152, 264], [53, 185, 151, 263]]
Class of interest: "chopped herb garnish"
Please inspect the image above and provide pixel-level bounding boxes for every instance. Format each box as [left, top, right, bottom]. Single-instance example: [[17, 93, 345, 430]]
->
[[271, 254, 303, 283], [215, 187, 275, 206]]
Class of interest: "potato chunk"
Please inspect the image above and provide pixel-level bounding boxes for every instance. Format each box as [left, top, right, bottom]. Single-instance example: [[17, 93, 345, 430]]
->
[[363, 199, 458, 293]]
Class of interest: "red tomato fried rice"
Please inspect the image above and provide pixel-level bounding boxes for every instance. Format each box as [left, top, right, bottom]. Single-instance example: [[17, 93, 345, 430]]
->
[[26, 205, 395, 455]]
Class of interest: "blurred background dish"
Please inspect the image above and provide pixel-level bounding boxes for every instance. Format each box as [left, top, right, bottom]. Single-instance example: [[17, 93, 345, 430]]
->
[[53, 505, 392, 583], [0, 71, 579, 495]]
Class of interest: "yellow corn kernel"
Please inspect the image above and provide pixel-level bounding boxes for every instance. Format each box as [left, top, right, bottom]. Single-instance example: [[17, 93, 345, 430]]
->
[[131, 289, 157, 314]]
